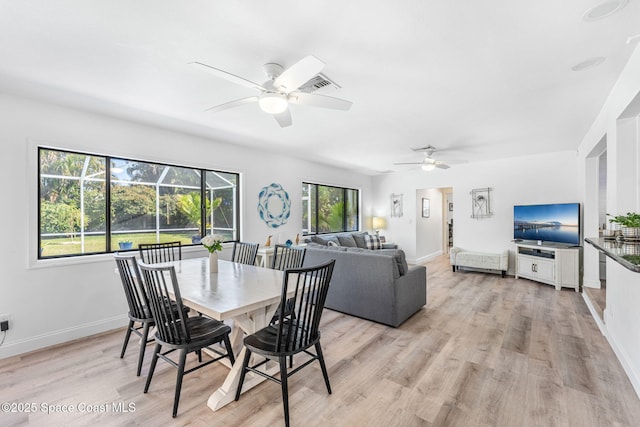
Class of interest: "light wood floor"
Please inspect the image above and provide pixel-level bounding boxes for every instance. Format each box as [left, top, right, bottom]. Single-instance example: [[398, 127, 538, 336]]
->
[[2, 255, 640, 426]]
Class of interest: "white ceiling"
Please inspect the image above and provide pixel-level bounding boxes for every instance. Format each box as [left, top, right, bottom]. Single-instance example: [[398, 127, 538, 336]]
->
[[1, 1, 639, 175]]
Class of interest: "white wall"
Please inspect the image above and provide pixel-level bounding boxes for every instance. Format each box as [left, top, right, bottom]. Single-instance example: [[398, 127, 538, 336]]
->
[[372, 151, 579, 267], [415, 188, 443, 262], [577, 44, 640, 397], [0, 92, 373, 359]]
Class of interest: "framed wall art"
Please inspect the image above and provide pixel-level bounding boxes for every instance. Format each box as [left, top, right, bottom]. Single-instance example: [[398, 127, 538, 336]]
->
[[422, 198, 430, 218], [391, 193, 403, 217]]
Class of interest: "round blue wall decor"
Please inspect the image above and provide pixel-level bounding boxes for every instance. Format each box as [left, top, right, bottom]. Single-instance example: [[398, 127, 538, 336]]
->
[[258, 183, 291, 228]]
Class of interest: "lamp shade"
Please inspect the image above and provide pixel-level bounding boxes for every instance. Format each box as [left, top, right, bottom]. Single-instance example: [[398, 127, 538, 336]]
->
[[422, 163, 436, 171], [372, 216, 386, 231]]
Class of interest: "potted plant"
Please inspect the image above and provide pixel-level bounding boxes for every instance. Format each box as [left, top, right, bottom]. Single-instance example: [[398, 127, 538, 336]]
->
[[608, 212, 640, 240], [201, 234, 223, 273], [176, 193, 221, 245]]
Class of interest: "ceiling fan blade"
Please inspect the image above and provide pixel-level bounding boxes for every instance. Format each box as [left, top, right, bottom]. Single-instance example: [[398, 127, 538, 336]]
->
[[190, 61, 265, 92], [273, 109, 292, 127], [411, 145, 437, 152], [393, 162, 423, 165], [288, 91, 352, 111], [274, 56, 325, 92], [436, 163, 451, 169], [205, 96, 259, 113]]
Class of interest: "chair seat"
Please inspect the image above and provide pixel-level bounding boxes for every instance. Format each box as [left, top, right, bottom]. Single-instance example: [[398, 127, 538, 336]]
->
[[244, 323, 318, 357], [155, 316, 231, 350], [133, 300, 188, 323]]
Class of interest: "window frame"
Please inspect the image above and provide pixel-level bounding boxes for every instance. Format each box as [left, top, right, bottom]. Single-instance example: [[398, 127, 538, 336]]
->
[[302, 182, 360, 235], [37, 146, 241, 260]]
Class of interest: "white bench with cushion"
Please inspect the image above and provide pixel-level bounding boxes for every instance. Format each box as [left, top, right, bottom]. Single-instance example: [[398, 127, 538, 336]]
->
[[450, 246, 508, 277]]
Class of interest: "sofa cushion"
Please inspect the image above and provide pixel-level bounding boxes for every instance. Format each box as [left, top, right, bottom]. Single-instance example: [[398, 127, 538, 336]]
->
[[337, 234, 357, 247], [378, 249, 409, 276], [352, 232, 369, 248], [311, 235, 340, 246], [345, 247, 369, 253], [365, 234, 382, 250], [306, 241, 346, 251]]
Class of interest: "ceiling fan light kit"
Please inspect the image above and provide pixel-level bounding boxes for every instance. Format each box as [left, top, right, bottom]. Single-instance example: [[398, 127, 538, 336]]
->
[[394, 145, 460, 171], [259, 92, 288, 114]]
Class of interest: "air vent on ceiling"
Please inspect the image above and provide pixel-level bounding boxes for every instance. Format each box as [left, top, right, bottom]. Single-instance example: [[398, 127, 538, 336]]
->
[[299, 73, 341, 93]]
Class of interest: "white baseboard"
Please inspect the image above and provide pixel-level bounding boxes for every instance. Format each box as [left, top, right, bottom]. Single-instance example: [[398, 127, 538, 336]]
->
[[412, 249, 443, 265], [0, 315, 127, 360], [582, 278, 602, 289], [582, 293, 606, 336], [605, 327, 640, 400], [585, 300, 640, 401]]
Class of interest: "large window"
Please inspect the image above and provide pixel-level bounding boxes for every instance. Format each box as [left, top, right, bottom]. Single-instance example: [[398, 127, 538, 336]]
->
[[302, 182, 359, 234], [39, 148, 239, 258]]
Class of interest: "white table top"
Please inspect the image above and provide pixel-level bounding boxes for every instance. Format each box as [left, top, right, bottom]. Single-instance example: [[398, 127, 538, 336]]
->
[[158, 257, 285, 320]]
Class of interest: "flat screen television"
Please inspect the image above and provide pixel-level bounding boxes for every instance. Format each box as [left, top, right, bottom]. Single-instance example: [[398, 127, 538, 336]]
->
[[513, 203, 581, 245]]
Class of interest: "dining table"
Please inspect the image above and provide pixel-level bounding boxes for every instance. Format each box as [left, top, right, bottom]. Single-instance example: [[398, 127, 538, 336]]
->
[[158, 256, 287, 411]]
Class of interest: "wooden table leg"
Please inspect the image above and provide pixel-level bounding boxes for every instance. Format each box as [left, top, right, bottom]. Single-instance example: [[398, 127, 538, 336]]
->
[[207, 303, 280, 411]]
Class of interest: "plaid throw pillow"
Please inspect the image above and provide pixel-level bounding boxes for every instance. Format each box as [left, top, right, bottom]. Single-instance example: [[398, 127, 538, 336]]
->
[[364, 234, 381, 250]]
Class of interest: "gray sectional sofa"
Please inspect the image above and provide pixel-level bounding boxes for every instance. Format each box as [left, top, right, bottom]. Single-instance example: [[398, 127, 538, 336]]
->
[[302, 232, 427, 327]]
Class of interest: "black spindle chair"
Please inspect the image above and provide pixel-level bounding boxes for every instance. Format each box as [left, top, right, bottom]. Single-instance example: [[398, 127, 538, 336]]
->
[[114, 253, 155, 377], [139, 241, 182, 264], [271, 244, 306, 271], [270, 244, 307, 328], [231, 242, 259, 265], [235, 260, 335, 427], [139, 262, 235, 418]]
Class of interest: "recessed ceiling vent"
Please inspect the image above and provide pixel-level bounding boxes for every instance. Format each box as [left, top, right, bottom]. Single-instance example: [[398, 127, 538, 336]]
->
[[299, 73, 342, 93]]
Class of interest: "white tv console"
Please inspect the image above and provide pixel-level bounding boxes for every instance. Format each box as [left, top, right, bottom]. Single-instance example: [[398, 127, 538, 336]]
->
[[514, 241, 581, 292]]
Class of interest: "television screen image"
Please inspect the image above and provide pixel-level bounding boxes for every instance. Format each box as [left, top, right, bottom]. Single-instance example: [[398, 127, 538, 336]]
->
[[513, 203, 580, 245]]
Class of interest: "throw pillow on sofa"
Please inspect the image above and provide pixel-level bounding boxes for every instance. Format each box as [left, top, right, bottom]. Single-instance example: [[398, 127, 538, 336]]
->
[[352, 232, 369, 248], [365, 234, 382, 250], [337, 234, 358, 247]]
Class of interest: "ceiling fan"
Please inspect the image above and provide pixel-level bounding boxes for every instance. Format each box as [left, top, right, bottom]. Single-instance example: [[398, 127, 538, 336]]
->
[[393, 145, 459, 171], [190, 55, 352, 127]]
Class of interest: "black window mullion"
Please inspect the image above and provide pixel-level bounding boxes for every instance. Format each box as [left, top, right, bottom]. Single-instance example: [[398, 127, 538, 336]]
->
[[200, 171, 206, 238], [37, 149, 43, 259], [106, 156, 112, 252], [314, 184, 319, 234], [343, 188, 348, 231]]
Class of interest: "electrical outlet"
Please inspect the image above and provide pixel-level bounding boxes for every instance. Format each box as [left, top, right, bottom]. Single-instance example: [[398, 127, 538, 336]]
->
[[0, 314, 10, 332]]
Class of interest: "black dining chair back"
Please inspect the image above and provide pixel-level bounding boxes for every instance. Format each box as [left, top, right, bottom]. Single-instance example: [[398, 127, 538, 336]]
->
[[235, 260, 335, 427], [139, 241, 182, 264], [139, 262, 235, 418], [114, 253, 154, 376], [231, 241, 259, 265], [269, 244, 307, 329], [271, 244, 306, 270]]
